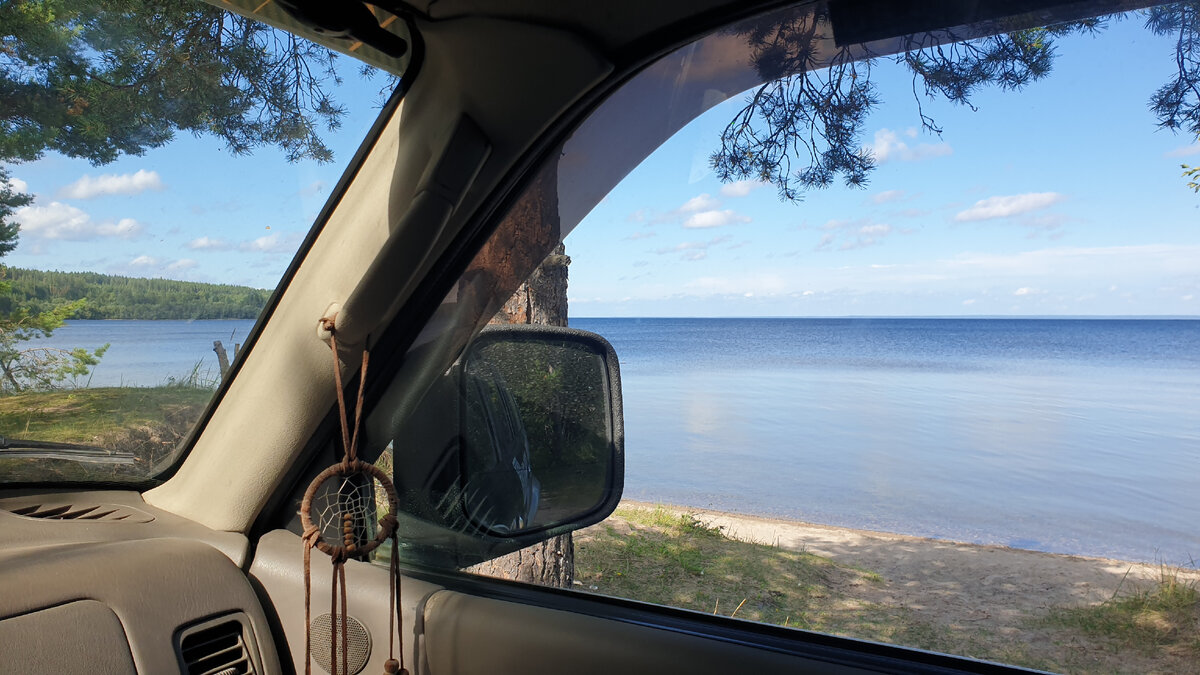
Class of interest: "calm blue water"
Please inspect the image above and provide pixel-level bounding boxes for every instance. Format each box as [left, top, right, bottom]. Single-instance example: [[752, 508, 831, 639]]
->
[[32, 318, 1200, 563], [32, 319, 256, 387], [572, 318, 1200, 564]]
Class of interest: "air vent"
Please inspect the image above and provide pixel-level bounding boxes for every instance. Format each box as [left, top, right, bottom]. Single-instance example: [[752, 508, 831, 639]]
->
[[5, 502, 154, 523], [178, 615, 258, 675]]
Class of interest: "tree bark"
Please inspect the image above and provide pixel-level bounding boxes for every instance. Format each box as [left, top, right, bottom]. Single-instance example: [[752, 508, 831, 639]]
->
[[469, 243, 575, 588]]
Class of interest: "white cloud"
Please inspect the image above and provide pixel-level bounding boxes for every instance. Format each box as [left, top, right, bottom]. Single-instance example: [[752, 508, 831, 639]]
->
[[240, 235, 281, 252], [187, 236, 230, 250], [816, 219, 894, 251], [1165, 143, 1200, 158], [58, 169, 164, 199], [582, 243, 1200, 314], [654, 235, 731, 261], [867, 128, 952, 163], [679, 193, 721, 213], [13, 201, 145, 240], [129, 255, 158, 267], [719, 180, 766, 198], [871, 189, 906, 204], [858, 224, 892, 236], [962, 299, 976, 305], [15, 202, 88, 235], [682, 273, 788, 297], [238, 233, 301, 254], [954, 192, 1065, 222], [683, 209, 751, 229], [98, 218, 142, 238], [1013, 287, 1040, 296], [4, 176, 28, 194], [166, 258, 198, 271]]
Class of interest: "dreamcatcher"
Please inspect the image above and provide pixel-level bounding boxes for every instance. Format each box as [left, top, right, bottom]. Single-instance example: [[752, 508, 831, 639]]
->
[[301, 318, 407, 675]]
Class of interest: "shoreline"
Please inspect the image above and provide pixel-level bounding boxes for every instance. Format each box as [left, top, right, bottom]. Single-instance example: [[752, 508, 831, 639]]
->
[[612, 499, 1198, 626], [620, 498, 1168, 569], [579, 501, 1200, 672]]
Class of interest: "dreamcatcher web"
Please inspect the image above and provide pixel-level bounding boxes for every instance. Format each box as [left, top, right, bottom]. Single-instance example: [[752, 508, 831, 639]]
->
[[311, 474, 382, 548]]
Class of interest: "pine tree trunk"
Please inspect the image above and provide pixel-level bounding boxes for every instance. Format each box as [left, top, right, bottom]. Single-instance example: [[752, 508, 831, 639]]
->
[[469, 243, 574, 588]]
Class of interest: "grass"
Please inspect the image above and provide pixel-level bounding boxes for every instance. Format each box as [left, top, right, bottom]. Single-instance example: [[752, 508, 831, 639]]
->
[[1043, 563, 1200, 656], [0, 386, 211, 443], [574, 505, 946, 649], [574, 505, 1200, 673], [0, 385, 212, 482]]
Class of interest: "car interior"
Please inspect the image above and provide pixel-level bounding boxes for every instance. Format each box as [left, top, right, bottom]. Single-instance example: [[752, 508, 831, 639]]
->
[[0, 1, 1181, 673]]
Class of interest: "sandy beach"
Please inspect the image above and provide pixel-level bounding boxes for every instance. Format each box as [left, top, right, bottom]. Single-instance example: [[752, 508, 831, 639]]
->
[[578, 501, 1200, 674]]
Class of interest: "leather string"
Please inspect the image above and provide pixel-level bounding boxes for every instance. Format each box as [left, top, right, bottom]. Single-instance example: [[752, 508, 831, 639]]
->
[[324, 318, 352, 463], [302, 526, 317, 675], [304, 319, 404, 675], [387, 528, 404, 668]]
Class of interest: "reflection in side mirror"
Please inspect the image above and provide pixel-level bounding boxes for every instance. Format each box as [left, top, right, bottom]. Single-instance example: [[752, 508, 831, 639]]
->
[[461, 325, 623, 537], [383, 323, 623, 567]]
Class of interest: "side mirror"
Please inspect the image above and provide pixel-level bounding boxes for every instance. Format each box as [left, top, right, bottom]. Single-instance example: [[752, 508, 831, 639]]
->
[[388, 325, 623, 567]]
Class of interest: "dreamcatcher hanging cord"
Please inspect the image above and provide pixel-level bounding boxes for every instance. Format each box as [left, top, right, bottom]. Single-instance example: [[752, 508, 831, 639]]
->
[[300, 319, 407, 675]]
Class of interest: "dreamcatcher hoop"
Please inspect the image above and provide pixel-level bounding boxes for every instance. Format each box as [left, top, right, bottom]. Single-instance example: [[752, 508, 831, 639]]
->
[[300, 459, 399, 559]]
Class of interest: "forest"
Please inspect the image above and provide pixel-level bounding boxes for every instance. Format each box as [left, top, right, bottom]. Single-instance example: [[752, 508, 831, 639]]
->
[[0, 268, 269, 320]]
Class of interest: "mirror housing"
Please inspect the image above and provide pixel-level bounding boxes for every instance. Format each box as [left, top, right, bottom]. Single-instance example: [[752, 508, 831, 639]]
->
[[388, 325, 623, 567]]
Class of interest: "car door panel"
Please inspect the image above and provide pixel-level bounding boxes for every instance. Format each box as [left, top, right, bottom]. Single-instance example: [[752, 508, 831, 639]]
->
[[250, 528, 436, 675]]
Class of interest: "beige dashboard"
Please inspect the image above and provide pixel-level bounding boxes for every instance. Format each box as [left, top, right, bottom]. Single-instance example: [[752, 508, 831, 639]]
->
[[0, 490, 875, 675], [0, 491, 280, 674]]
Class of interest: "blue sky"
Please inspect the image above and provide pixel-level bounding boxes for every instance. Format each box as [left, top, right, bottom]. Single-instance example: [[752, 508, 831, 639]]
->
[[566, 18, 1200, 317], [4, 16, 1199, 317], [3, 65, 390, 289]]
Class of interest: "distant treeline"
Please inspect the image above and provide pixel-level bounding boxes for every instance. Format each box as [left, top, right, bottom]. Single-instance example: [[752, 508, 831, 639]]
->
[[0, 268, 270, 320]]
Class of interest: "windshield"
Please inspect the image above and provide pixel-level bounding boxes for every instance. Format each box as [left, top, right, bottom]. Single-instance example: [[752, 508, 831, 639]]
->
[[0, 1, 406, 484], [372, 2, 1200, 670]]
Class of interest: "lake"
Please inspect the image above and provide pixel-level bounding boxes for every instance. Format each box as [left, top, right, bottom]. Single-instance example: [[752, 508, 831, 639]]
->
[[33, 317, 1200, 563]]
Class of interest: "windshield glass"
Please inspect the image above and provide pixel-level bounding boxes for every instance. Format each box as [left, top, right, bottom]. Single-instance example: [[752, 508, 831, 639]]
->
[[0, 1, 404, 484], [371, 1, 1199, 669]]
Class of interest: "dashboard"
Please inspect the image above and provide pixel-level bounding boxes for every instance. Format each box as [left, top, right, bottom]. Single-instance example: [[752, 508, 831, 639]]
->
[[0, 491, 281, 674]]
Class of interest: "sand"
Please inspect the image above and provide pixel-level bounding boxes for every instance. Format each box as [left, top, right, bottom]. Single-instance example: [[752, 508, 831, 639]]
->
[[616, 500, 1200, 673]]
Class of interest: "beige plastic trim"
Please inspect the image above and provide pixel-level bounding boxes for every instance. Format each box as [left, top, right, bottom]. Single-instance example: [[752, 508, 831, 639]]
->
[[422, 590, 874, 675], [0, 537, 281, 674], [144, 16, 612, 534], [250, 528, 444, 675], [0, 600, 136, 673], [0, 490, 250, 566]]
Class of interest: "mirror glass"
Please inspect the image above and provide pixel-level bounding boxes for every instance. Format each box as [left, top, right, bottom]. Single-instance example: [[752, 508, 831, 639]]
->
[[461, 331, 616, 535]]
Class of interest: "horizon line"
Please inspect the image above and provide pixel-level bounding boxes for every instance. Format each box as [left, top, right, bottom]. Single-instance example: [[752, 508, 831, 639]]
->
[[570, 315, 1200, 320]]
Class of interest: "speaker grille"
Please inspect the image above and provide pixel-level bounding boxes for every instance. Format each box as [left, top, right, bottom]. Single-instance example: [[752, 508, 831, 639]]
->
[[309, 614, 371, 675]]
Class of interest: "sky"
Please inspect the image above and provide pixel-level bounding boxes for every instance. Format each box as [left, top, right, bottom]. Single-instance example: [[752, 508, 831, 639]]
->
[[4, 14, 1199, 317], [3, 64, 391, 290], [564, 17, 1200, 317]]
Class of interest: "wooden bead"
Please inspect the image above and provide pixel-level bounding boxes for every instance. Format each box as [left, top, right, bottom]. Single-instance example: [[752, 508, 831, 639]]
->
[[382, 659, 408, 675]]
